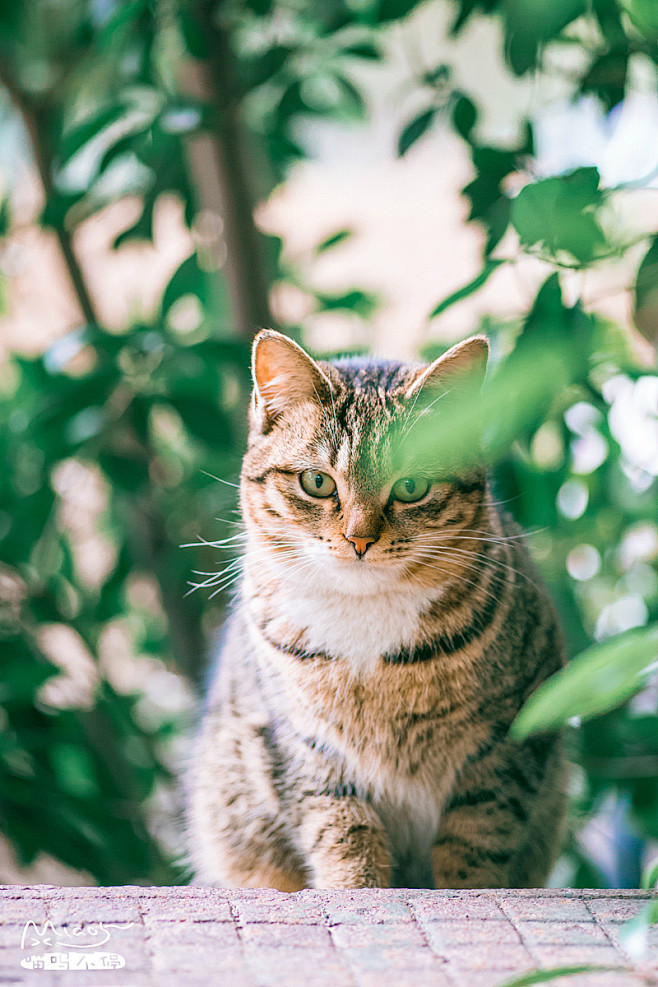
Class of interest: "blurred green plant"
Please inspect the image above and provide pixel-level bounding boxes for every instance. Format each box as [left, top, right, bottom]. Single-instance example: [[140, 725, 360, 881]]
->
[[0, 0, 656, 888], [397, 0, 658, 891]]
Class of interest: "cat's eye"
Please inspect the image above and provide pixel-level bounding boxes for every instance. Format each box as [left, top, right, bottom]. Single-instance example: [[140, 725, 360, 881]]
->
[[391, 476, 430, 503], [300, 470, 336, 498]]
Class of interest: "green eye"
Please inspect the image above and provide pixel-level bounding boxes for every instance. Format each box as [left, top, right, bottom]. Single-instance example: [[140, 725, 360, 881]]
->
[[391, 476, 430, 503], [300, 470, 336, 498]]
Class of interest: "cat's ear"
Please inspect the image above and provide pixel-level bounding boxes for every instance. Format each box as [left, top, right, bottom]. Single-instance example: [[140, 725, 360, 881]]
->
[[252, 330, 331, 425], [405, 335, 489, 400]]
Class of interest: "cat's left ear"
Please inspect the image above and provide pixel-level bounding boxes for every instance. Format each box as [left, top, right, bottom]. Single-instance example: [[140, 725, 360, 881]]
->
[[405, 335, 489, 400], [252, 329, 332, 426]]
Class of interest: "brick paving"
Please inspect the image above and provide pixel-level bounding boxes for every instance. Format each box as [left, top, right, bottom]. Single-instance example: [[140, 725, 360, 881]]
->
[[0, 886, 657, 987]]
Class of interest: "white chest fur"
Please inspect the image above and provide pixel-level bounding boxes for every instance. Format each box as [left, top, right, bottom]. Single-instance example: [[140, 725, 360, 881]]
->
[[273, 578, 437, 676]]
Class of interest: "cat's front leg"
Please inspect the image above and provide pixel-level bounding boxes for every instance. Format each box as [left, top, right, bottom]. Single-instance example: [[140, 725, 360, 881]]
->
[[432, 734, 565, 889], [296, 794, 391, 889]]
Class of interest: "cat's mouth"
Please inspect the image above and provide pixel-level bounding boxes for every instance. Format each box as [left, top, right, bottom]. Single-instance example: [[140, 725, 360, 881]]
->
[[291, 545, 410, 595]]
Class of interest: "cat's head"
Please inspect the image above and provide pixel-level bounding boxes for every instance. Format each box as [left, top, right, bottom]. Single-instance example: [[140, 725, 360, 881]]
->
[[241, 330, 489, 596]]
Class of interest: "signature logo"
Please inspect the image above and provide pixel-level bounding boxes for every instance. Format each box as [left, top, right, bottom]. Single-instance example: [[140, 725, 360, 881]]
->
[[20, 919, 133, 971], [21, 953, 125, 970]]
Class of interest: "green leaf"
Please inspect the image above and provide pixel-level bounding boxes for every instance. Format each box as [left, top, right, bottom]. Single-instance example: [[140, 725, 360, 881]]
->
[[618, 900, 658, 960], [503, 0, 587, 76], [621, 0, 658, 39], [162, 254, 209, 317], [168, 395, 231, 447], [495, 965, 618, 987], [276, 80, 313, 124], [634, 234, 658, 347], [641, 856, 658, 890], [511, 167, 607, 264], [0, 194, 11, 236], [245, 0, 273, 13], [98, 451, 150, 492], [58, 103, 126, 165], [179, 7, 209, 58], [98, 132, 141, 174], [0, 638, 58, 704], [398, 108, 436, 156], [511, 624, 658, 740], [315, 289, 379, 318], [245, 44, 295, 89], [461, 136, 531, 254], [580, 50, 628, 113], [112, 197, 154, 248], [332, 73, 366, 119], [50, 744, 99, 799], [451, 0, 499, 34], [429, 260, 504, 318], [316, 229, 353, 253], [377, 0, 422, 23], [98, 0, 149, 50], [95, 546, 133, 622], [41, 192, 82, 231], [341, 41, 381, 60], [466, 151, 518, 219], [452, 93, 478, 141]]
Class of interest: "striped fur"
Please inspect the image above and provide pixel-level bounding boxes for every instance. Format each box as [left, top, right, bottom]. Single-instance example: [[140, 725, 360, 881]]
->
[[187, 331, 566, 890]]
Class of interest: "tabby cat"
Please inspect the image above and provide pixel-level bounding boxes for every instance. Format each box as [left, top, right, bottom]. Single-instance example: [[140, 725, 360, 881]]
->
[[187, 329, 566, 890]]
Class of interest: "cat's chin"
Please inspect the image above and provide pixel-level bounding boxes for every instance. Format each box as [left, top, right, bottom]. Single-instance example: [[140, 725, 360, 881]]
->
[[299, 553, 409, 597]]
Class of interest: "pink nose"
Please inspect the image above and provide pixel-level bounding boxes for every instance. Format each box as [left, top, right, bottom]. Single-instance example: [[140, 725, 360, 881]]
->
[[347, 535, 376, 557]]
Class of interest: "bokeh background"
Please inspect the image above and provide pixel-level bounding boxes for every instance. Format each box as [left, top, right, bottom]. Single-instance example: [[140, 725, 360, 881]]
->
[[0, 0, 657, 889]]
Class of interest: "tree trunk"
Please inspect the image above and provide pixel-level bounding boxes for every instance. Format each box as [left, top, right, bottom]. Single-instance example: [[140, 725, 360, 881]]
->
[[180, 3, 275, 339]]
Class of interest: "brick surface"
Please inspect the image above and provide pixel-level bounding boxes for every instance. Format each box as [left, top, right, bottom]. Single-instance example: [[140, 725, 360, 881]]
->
[[46, 899, 142, 924], [423, 918, 522, 946], [242, 922, 332, 947], [586, 897, 652, 923], [236, 893, 324, 925], [330, 921, 425, 948], [499, 895, 595, 922], [436, 942, 534, 970], [411, 893, 506, 922], [141, 895, 232, 922], [530, 943, 625, 966], [517, 920, 610, 945], [468, 973, 530, 987], [0, 886, 656, 987], [324, 896, 414, 926]]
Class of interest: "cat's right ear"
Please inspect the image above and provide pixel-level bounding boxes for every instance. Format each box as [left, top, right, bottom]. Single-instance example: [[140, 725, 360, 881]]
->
[[251, 330, 332, 428]]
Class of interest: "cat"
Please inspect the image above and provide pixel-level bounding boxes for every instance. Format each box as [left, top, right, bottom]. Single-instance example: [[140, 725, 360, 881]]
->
[[186, 329, 566, 890]]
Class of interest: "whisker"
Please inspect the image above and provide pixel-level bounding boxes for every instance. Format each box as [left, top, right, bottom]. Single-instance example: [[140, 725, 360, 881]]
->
[[412, 528, 541, 546], [486, 494, 523, 508], [413, 545, 539, 592], [401, 376, 424, 431], [200, 468, 240, 489], [402, 386, 455, 438], [460, 526, 545, 540], [186, 543, 305, 596], [180, 532, 247, 549], [410, 554, 506, 606]]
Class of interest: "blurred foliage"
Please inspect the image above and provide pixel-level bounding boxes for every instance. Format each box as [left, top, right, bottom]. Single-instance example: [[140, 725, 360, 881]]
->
[[0, 0, 656, 890]]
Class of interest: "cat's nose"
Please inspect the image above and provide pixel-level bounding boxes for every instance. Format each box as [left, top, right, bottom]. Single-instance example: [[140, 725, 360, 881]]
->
[[346, 535, 377, 557]]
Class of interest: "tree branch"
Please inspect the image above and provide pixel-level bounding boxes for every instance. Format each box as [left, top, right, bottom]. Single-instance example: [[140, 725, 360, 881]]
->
[[0, 57, 99, 326], [179, 2, 275, 338]]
